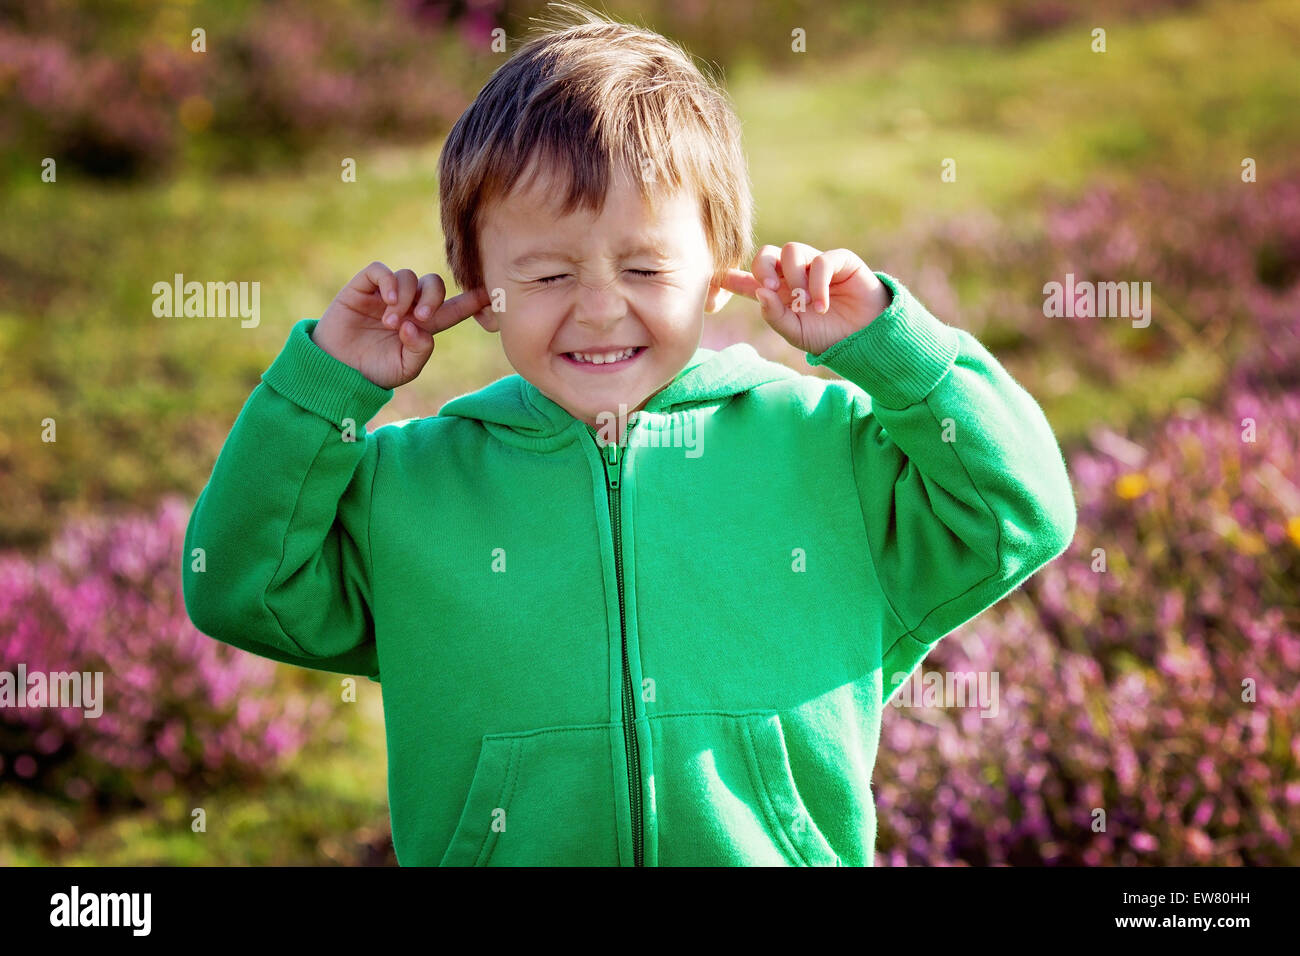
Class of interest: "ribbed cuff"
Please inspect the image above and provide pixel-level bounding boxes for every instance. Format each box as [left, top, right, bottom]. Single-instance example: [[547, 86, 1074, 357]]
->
[[260, 318, 394, 428], [805, 272, 960, 410]]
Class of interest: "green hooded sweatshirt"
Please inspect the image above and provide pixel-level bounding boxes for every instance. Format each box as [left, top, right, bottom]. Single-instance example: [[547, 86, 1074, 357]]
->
[[182, 271, 1076, 866]]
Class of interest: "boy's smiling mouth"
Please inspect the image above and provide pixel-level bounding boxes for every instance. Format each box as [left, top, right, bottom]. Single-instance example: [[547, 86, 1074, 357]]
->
[[560, 345, 647, 370]]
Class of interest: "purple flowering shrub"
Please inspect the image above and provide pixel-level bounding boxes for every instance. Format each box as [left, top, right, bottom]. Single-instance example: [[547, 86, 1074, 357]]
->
[[876, 175, 1300, 390], [873, 277, 1300, 865], [0, 496, 329, 806], [0, 0, 503, 179]]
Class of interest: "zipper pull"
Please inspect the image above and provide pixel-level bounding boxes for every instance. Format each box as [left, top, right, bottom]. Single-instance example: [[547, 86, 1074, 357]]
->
[[603, 440, 621, 490]]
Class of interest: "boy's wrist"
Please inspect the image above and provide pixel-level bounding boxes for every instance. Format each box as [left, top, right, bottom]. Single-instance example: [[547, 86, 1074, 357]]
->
[[805, 272, 960, 410], [262, 318, 394, 428]]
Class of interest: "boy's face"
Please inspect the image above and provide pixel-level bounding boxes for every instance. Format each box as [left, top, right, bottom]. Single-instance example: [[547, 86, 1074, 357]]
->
[[474, 163, 732, 433]]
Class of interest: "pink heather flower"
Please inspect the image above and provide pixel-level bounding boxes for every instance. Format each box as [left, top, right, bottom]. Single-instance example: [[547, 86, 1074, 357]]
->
[[1, 496, 318, 804]]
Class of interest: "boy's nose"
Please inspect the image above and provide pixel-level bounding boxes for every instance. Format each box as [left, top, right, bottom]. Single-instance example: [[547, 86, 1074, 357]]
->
[[572, 278, 629, 329]]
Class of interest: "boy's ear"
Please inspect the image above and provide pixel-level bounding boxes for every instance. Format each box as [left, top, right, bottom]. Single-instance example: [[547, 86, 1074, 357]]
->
[[704, 272, 733, 314], [473, 305, 499, 332]]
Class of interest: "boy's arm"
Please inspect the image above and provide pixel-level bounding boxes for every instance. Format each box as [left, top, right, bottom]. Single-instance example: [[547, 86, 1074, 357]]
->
[[806, 273, 1077, 705], [181, 318, 393, 681]]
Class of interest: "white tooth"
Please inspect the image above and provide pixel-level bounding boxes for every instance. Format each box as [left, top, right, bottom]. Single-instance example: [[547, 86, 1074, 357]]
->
[[570, 348, 635, 364]]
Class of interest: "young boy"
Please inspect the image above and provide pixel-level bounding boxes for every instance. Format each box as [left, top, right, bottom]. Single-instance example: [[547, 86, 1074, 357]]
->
[[182, 7, 1076, 866]]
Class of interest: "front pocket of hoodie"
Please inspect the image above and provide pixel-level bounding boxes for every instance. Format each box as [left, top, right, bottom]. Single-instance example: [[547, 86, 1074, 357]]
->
[[652, 711, 842, 866], [438, 724, 618, 866]]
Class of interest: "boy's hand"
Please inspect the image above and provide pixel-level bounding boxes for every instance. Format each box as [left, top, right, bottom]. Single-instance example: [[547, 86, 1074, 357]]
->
[[312, 262, 492, 390], [721, 243, 892, 356]]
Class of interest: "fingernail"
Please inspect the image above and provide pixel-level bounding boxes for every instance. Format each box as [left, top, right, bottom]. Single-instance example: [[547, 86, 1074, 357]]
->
[[386, 291, 396, 303], [417, 305, 430, 318], [384, 313, 397, 326], [765, 278, 779, 290], [817, 300, 828, 313]]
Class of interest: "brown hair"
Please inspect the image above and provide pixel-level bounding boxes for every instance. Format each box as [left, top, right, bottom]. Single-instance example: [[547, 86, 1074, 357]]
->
[[437, 2, 753, 295]]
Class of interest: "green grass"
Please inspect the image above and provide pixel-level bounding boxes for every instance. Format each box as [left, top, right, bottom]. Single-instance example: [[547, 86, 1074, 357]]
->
[[737, 0, 1300, 236]]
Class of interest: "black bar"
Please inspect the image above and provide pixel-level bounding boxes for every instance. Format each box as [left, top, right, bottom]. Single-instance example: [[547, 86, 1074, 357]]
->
[[0, 864, 1283, 941]]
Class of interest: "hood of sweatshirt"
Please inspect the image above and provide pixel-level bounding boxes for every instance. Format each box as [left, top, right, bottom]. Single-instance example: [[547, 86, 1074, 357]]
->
[[437, 342, 802, 450]]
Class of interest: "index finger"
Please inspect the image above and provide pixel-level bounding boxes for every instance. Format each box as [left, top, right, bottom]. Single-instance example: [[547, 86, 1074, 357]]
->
[[427, 286, 493, 334], [719, 268, 762, 300]]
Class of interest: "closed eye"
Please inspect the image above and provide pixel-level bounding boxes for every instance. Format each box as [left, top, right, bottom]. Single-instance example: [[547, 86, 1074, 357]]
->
[[534, 270, 660, 285]]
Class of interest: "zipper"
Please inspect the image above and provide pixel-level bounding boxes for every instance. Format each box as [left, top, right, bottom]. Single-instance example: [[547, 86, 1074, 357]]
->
[[602, 435, 643, 867]]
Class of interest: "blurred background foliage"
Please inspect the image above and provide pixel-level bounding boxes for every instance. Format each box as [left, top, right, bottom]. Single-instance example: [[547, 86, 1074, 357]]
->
[[0, 0, 1297, 864]]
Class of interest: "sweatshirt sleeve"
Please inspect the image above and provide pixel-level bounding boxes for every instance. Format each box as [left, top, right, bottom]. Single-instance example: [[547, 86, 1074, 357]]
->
[[805, 272, 1077, 706], [181, 318, 394, 681]]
